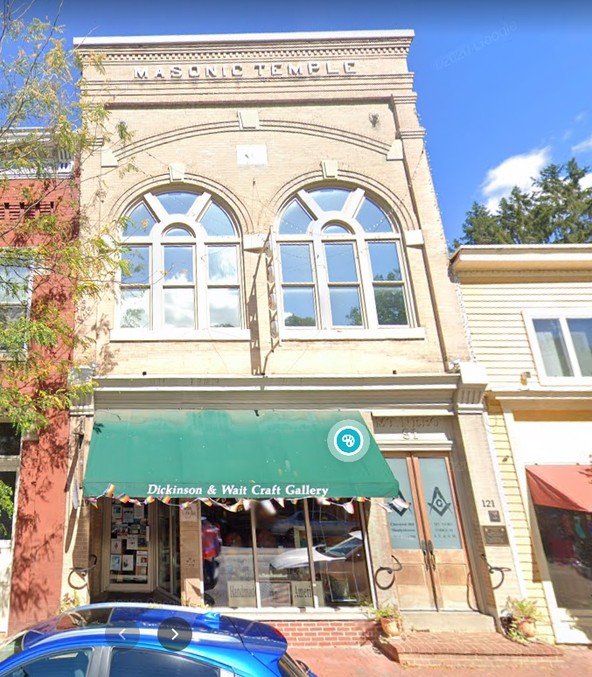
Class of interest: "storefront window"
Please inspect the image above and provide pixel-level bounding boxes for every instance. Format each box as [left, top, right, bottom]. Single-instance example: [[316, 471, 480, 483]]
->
[[256, 502, 314, 607], [201, 499, 370, 608], [102, 497, 371, 608], [109, 501, 150, 585], [306, 501, 370, 606], [534, 506, 592, 610], [201, 504, 255, 607]]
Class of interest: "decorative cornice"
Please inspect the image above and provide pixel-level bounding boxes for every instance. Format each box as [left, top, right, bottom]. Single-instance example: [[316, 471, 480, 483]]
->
[[88, 373, 462, 411], [453, 268, 592, 280], [81, 45, 412, 62], [399, 128, 426, 140], [454, 361, 487, 415], [451, 244, 592, 274], [455, 386, 486, 414], [490, 387, 592, 403], [74, 29, 414, 50]]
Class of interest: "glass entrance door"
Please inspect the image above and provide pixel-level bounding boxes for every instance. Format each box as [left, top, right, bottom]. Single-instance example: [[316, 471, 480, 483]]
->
[[386, 454, 474, 610], [157, 502, 180, 600]]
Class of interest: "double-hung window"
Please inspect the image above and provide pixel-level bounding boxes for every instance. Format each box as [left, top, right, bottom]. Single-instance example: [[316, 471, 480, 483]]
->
[[531, 315, 592, 379], [0, 256, 32, 353], [117, 189, 244, 338], [276, 187, 412, 336]]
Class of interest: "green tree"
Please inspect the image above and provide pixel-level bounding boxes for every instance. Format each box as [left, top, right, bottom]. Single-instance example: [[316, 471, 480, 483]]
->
[[285, 314, 316, 327], [453, 159, 592, 249], [0, 0, 132, 433]]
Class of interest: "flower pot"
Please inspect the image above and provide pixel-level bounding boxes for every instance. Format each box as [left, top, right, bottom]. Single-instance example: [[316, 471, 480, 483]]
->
[[380, 617, 402, 638], [517, 619, 536, 639]]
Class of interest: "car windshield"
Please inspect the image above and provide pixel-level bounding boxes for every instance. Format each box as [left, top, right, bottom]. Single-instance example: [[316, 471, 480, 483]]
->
[[0, 631, 24, 662], [317, 535, 362, 559]]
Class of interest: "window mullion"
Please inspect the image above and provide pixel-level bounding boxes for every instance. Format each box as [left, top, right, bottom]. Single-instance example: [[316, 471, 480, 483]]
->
[[197, 238, 209, 329], [357, 237, 377, 328], [302, 499, 320, 609], [144, 192, 168, 222], [342, 187, 365, 219], [250, 507, 262, 608], [298, 191, 323, 220], [314, 236, 331, 329], [187, 193, 211, 222], [152, 243, 163, 331], [561, 317, 582, 377]]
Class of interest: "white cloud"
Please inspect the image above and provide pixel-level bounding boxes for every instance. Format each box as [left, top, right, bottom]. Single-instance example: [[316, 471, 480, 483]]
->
[[481, 147, 551, 212], [575, 111, 587, 123], [580, 173, 592, 190], [572, 134, 592, 154]]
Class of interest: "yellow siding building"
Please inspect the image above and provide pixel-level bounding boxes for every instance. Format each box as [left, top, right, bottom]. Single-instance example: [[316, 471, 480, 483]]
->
[[452, 245, 592, 644]]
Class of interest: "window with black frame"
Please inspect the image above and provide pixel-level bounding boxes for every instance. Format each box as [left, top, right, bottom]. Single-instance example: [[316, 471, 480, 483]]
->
[[201, 499, 370, 608]]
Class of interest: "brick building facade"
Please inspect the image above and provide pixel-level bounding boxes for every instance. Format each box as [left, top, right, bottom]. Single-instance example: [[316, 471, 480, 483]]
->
[[0, 176, 77, 633], [55, 29, 525, 644]]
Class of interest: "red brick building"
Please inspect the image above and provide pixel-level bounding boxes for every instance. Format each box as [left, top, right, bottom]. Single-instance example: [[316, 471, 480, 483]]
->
[[0, 171, 78, 633]]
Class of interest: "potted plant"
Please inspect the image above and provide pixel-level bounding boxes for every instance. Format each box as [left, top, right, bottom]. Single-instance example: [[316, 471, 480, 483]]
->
[[503, 597, 542, 641], [364, 603, 404, 638]]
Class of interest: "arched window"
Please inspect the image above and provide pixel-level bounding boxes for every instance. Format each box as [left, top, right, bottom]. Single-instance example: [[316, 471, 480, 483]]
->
[[276, 187, 411, 332], [118, 189, 242, 334]]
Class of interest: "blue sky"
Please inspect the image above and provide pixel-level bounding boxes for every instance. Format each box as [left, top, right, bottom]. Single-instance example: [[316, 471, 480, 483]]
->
[[32, 0, 592, 244]]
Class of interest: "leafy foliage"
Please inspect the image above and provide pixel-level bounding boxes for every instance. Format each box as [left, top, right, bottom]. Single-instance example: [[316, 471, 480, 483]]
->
[[453, 159, 592, 248], [0, 1, 132, 433], [0, 479, 14, 537], [503, 596, 543, 643]]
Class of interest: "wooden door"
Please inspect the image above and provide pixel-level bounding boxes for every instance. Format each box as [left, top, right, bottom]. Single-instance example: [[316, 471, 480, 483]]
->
[[385, 457, 437, 610], [414, 456, 474, 610], [386, 455, 474, 611]]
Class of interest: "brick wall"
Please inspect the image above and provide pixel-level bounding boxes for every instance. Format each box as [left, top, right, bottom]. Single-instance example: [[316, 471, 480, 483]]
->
[[1, 177, 79, 633], [270, 620, 378, 647]]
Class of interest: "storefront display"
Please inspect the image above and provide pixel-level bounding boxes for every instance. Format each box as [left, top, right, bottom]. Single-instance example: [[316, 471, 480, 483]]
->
[[201, 499, 369, 609], [534, 506, 592, 610], [109, 502, 149, 585]]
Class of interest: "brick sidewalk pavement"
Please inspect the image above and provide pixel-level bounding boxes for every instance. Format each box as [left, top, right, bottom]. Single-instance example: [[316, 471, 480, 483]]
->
[[293, 645, 592, 676]]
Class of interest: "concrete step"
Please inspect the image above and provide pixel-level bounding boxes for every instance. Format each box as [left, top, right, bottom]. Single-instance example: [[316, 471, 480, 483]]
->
[[402, 610, 496, 633]]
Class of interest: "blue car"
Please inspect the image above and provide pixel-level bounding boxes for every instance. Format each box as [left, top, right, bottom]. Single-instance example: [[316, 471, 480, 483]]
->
[[0, 603, 317, 677]]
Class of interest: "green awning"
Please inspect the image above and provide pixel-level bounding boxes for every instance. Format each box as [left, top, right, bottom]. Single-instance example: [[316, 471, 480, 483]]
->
[[83, 409, 398, 499]]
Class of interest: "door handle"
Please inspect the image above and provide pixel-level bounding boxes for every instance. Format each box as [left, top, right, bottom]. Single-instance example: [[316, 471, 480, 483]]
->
[[427, 539, 436, 570], [419, 539, 429, 570]]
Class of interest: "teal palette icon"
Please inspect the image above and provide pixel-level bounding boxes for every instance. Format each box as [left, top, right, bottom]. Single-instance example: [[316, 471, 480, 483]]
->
[[328, 420, 370, 463]]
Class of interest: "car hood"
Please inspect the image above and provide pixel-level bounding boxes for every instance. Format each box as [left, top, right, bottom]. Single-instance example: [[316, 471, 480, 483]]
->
[[271, 546, 341, 570]]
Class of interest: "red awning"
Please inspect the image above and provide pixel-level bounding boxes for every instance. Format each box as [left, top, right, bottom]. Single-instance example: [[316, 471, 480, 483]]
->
[[526, 465, 592, 513]]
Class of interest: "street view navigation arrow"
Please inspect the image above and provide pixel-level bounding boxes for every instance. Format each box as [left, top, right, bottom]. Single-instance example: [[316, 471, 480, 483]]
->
[[157, 616, 192, 652], [105, 622, 140, 647]]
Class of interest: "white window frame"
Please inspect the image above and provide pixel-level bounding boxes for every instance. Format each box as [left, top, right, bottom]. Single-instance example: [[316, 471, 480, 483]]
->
[[112, 190, 248, 342], [275, 187, 423, 340], [524, 311, 592, 385], [0, 423, 21, 543], [0, 257, 34, 355]]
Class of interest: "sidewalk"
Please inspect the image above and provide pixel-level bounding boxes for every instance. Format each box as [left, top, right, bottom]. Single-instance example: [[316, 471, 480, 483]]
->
[[293, 645, 592, 676]]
